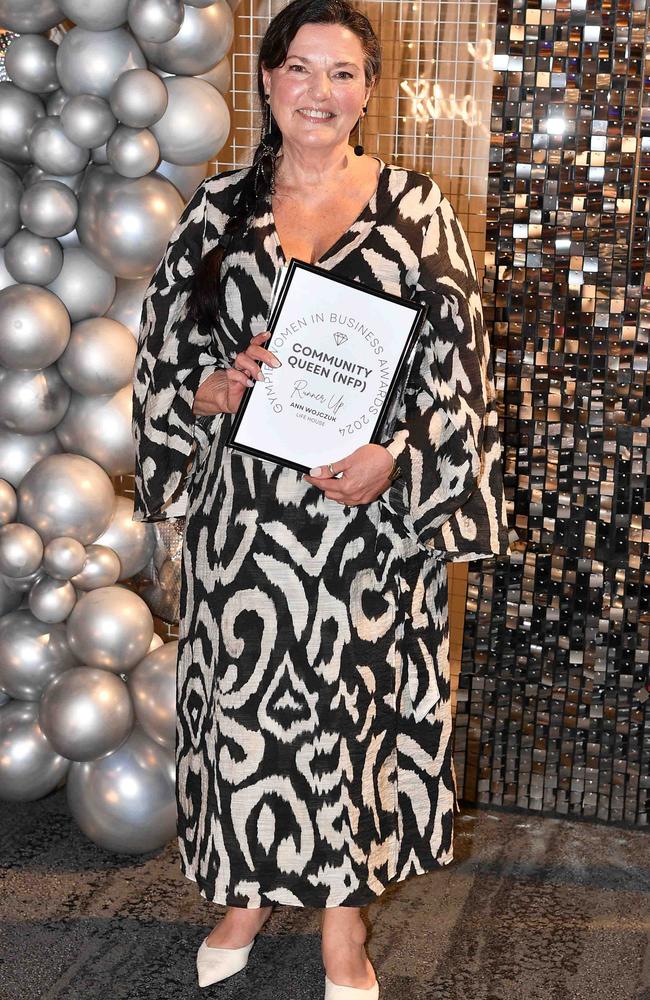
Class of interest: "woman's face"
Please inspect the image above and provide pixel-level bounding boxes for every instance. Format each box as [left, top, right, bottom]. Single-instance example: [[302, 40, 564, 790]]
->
[[262, 23, 373, 155]]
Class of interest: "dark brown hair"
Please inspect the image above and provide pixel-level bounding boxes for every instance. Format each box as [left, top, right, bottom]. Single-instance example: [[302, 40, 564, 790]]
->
[[187, 0, 381, 326]]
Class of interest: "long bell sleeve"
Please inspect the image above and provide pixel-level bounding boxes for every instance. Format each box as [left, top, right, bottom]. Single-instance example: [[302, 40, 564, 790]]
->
[[379, 195, 509, 561], [131, 179, 221, 522]]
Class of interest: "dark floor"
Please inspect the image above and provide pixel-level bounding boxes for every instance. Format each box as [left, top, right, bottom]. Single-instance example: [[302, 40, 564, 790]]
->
[[0, 788, 649, 1000]]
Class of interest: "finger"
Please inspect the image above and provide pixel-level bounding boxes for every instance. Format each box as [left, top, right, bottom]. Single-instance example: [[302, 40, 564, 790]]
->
[[234, 353, 263, 380], [324, 491, 353, 505], [227, 368, 255, 388], [250, 331, 272, 343], [308, 461, 341, 478], [302, 474, 327, 488], [325, 483, 359, 502], [329, 451, 356, 472], [245, 344, 282, 368]]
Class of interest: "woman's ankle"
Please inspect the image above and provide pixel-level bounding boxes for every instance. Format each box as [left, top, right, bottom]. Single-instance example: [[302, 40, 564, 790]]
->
[[206, 904, 272, 947], [223, 904, 272, 923], [321, 908, 368, 945]]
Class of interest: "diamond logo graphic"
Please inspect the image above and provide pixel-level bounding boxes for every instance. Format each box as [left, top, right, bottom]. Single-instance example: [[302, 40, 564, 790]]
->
[[333, 330, 348, 346]]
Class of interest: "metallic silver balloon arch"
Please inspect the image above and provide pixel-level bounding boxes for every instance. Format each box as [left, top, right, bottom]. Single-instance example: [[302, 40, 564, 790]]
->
[[0, 0, 235, 852]]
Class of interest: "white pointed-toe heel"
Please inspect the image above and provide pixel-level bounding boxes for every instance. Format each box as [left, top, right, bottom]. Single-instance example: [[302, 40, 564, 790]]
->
[[324, 975, 379, 999], [196, 935, 256, 988]]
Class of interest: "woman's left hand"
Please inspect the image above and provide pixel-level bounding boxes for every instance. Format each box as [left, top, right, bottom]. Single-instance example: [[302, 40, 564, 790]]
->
[[303, 444, 395, 506]]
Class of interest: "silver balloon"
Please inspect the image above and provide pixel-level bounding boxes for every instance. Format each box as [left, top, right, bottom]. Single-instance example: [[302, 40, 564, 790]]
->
[[0, 284, 70, 371], [40, 666, 134, 761], [56, 27, 147, 99], [0, 83, 45, 164], [43, 536, 86, 580], [0, 523, 43, 578], [4, 229, 63, 285], [23, 165, 85, 194], [46, 89, 71, 117], [151, 77, 230, 165], [139, 1, 233, 75], [19, 179, 78, 238], [59, 0, 130, 30], [77, 165, 183, 279], [0, 427, 60, 488], [127, 640, 176, 748], [107, 126, 160, 178], [0, 576, 23, 612], [128, 0, 184, 43], [185, 0, 216, 6], [5, 34, 59, 95], [70, 544, 121, 590], [66, 725, 175, 852], [0, 480, 17, 526], [0, 0, 64, 32], [0, 366, 70, 434], [60, 95, 117, 149], [0, 250, 16, 291], [18, 453, 114, 545], [29, 573, 77, 623], [0, 575, 22, 616], [106, 275, 152, 337], [2, 567, 44, 593], [66, 585, 154, 672], [154, 56, 232, 95], [198, 55, 231, 94], [94, 495, 156, 579], [109, 68, 168, 127], [0, 162, 23, 247], [57, 229, 81, 249], [47, 245, 116, 322], [0, 701, 70, 802], [0, 611, 76, 701], [57, 317, 136, 395], [55, 386, 135, 476], [91, 143, 110, 164], [156, 159, 209, 200], [29, 117, 90, 176]]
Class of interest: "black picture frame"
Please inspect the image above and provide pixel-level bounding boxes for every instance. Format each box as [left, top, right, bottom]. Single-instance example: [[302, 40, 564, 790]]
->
[[225, 258, 428, 474]]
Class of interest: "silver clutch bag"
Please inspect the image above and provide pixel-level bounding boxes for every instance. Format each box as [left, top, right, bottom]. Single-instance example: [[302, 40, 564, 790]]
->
[[134, 519, 184, 626]]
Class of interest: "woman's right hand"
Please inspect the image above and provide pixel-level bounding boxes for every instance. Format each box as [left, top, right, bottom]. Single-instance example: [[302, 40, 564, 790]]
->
[[192, 331, 281, 415]]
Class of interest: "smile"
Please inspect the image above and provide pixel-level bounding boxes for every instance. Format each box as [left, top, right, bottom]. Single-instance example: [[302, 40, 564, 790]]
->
[[297, 108, 336, 120]]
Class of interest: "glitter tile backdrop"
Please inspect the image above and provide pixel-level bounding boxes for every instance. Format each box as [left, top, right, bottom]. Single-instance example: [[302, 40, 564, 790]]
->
[[455, 0, 650, 826]]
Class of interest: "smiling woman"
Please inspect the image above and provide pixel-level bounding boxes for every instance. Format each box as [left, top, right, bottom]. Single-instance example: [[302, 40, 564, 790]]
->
[[263, 20, 381, 261], [131, 0, 508, 997]]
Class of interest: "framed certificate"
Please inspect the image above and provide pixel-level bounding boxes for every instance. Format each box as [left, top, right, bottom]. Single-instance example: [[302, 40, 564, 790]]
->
[[225, 258, 427, 474]]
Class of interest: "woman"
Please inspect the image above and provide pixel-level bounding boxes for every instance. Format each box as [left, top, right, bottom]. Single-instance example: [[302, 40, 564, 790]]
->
[[132, 0, 508, 995]]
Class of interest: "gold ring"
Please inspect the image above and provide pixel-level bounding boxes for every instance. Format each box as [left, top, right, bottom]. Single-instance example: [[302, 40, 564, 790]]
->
[[327, 463, 335, 476]]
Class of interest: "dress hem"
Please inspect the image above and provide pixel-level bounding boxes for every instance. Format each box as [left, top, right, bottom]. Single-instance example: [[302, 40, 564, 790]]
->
[[179, 851, 455, 909]]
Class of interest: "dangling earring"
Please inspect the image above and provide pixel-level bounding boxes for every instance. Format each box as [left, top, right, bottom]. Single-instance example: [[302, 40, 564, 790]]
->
[[262, 94, 274, 149], [353, 106, 366, 156], [254, 93, 278, 196]]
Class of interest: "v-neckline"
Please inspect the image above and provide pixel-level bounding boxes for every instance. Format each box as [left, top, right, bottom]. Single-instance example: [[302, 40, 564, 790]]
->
[[269, 155, 386, 267]]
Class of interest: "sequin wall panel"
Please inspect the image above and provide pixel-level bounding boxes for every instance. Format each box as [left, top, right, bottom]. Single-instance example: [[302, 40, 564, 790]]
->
[[456, 0, 650, 826]]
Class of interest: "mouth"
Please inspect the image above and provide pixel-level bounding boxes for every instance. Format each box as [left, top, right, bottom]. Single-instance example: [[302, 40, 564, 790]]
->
[[296, 108, 336, 122]]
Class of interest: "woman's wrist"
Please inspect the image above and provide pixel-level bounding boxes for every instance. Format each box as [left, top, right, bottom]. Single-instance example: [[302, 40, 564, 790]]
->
[[192, 368, 227, 415], [381, 441, 402, 483]]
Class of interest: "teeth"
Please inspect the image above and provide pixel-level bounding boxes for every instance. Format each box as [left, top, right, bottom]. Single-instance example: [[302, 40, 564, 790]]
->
[[298, 109, 334, 118]]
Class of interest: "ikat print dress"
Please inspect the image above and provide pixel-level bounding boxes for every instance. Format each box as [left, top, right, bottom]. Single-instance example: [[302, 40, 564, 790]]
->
[[132, 157, 509, 908]]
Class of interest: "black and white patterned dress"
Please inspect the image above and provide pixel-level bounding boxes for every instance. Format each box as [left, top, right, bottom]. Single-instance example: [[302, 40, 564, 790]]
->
[[132, 157, 509, 909]]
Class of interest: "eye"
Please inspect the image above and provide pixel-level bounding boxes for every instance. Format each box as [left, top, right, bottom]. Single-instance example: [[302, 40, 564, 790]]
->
[[335, 71, 354, 79], [287, 63, 305, 71]]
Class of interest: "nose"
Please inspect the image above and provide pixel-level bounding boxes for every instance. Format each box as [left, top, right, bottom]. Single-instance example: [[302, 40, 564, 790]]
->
[[308, 71, 332, 100]]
